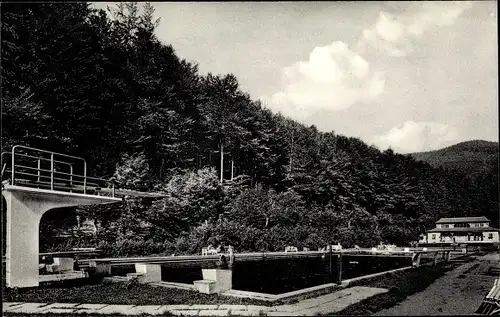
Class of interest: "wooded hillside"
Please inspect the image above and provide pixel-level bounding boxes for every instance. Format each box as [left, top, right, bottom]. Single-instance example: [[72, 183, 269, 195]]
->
[[410, 140, 498, 178], [2, 3, 498, 255]]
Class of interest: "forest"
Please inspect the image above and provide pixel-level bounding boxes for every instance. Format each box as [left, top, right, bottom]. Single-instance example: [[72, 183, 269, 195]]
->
[[1, 3, 498, 256]]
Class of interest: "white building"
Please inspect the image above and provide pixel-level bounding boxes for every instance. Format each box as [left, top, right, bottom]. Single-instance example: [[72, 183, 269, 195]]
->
[[419, 216, 499, 245]]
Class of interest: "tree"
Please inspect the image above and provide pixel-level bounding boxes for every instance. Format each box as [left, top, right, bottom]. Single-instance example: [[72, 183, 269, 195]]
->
[[112, 152, 154, 190], [199, 73, 249, 184]]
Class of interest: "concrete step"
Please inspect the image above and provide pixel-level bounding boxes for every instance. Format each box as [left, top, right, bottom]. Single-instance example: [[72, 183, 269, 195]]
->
[[126, 272, 145, 279], [194, 279, 217, 294]]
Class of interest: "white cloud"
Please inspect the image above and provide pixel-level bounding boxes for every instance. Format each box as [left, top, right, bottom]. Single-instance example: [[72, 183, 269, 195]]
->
[[409, 1, 474, 35], [362, 1, 474, 56], [265, 1, 475, 121], [265, 41, 385, 120], [371, 121, 459, 153]]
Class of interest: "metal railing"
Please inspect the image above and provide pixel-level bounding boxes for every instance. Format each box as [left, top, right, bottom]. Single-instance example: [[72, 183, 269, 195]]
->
[[1, 145, 115, 198]]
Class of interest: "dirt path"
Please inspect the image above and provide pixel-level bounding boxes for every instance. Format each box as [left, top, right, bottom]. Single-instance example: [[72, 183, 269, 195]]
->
[[373, 252, 499, 316]]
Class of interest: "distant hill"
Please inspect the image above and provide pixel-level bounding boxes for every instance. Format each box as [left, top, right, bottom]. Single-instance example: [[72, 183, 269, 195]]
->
[[409, 140, 498, 177]]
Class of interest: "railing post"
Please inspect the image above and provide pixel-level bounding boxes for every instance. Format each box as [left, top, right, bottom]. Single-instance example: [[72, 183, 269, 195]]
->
[[11, 148, 15, 185], [112, 182, 115, 198], [69, 165, 73, 192], [37, 160, 41, 183], [433, 252, 438, 266], [329, 245, 332, 283], [50, 153, 54, 190], [83, 161, 87, 195], [337, 252, 343, 284]]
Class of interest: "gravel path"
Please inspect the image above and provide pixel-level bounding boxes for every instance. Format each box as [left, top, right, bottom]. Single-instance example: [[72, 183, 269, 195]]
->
[[374, 252, 499, 316]]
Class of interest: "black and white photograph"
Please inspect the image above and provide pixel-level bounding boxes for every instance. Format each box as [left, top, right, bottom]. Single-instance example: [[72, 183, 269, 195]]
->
[[1, 1, 498, 316]]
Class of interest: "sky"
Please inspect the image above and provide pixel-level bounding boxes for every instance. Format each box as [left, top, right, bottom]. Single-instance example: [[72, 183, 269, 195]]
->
[[93, 1, 498, 154]]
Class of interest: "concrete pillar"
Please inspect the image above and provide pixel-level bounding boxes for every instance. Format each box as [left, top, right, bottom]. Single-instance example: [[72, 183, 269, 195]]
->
[[4, 194, 43, 288], [201, 269, 232, 293], [445, 251, 451, 263], [47, 257, 75, 273], [89, 260, 112, 276], [2, 185, 120, 288], [135, 264, 162, 283], [53, 257, 75, 272], [337, 253, 343, 284]]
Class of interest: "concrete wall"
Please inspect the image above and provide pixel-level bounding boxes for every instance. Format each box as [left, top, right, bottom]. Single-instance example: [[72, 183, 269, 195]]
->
[[426, 231, 500, 244], [427, 232, 441, 243], [483, 231, 499, 242], [454, 235, 470, 242], [436, 222, 489, 229]]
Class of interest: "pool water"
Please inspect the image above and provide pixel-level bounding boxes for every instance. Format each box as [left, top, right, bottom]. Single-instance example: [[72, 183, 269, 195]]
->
[[110, 254, 412, 294], [231, 256, 333, 294], [342, 254, 411, 280]]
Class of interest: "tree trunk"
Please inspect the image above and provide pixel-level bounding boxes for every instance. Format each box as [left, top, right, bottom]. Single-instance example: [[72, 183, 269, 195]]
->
[[159, 158, 163, 179], [250, 168, 255, 188], [220, 142, 224, 184], [231, 159, 234, 180]]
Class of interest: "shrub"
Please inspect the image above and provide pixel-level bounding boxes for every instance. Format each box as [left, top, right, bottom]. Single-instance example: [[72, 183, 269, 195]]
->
[[97, 239, 166, 257]]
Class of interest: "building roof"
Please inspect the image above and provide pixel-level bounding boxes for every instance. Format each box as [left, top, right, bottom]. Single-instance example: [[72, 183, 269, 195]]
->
[[436, 216, 490, 224], [427, 227, 500, 233]]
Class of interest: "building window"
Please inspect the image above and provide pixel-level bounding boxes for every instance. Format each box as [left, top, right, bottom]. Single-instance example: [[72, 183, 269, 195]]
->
[[489, 233, 493, 240], [432, 234, 436, 240]]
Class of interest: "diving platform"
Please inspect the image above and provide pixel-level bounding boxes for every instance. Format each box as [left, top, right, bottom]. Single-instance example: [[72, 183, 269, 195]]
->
[[1, 145, 165, 288]]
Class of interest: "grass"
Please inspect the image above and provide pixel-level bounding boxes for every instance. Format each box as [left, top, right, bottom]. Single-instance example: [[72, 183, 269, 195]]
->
[[2, 278, 272, 307], [323, 263, 459, 315], [277, 284, 345, 305]]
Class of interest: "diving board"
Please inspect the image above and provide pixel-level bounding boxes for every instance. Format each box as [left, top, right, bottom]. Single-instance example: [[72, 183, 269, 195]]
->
[[1, 145, 165, 288]]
